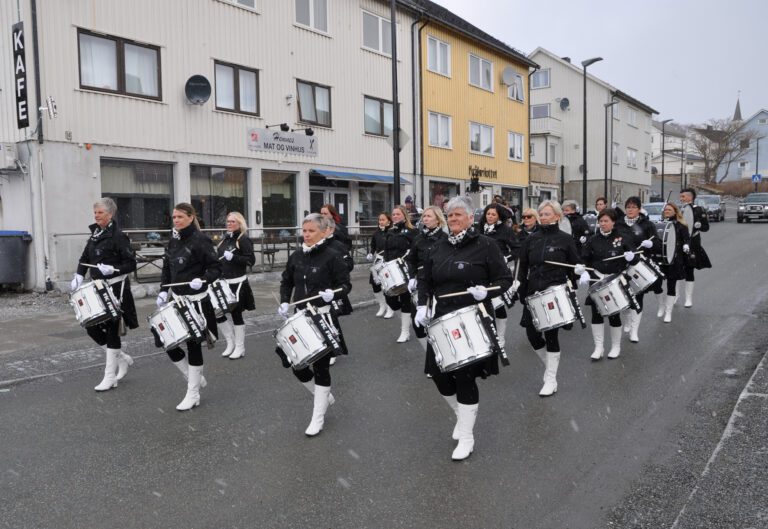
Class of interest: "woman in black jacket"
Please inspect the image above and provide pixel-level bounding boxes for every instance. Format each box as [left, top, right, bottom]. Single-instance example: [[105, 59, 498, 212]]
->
[[71, 197, 138, 392], [415, 196, 512, 461], [156, 203, 221, 411], [384, 205, 417, 343], [581, 209, 637, 360], [277, 213, 351, 437], [517, 200, 583, 397], [658, 203, 692, 323], [366, 212, 392, 318], [517, 208, 540, 244], [320, 204, 352, 253], [216, 212, 255, 360]]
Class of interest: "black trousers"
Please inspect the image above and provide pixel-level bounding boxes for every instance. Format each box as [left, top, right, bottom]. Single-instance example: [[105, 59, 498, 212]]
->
[[427, 351, 480, 405], [525, 325, 560, 352], [216, 306, 244, 326], [292, 354, 332, 387], [385, 292, 412, 313], [86, 319, 121, 349], [589, 305, 622, 326], [167, 340, 204, 366]]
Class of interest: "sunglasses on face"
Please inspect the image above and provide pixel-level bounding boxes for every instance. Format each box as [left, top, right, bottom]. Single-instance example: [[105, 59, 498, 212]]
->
[[522, 215, 535, 219]]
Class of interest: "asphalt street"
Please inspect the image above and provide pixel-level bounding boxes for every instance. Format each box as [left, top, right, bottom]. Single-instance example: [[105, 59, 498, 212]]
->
[[1, 217, 767, 529]]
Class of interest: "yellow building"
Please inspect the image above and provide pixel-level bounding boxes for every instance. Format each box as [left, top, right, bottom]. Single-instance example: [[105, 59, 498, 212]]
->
[[414, 3, 537, 211]]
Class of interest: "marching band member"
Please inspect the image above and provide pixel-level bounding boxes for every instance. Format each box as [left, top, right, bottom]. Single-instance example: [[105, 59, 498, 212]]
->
[[405, 206, 447, 354], [517, 200, 582, 397], [216, 212, 255, 360], [366, 212, 393, 318], [562, 200, 592, 252], [581, 209, 637, 360], [278, 213, 351, 436], [157, 203, 221, 411], [415, 196, 512, 461], [323, 217, 354, 366], [320, 204, 352, 253], [615, 197, 661, 342], [517, 208, 540, 242], [679, 188, 711, 307], [384, 205, 417, 343], [72, 197, 138, 391], [658, 203, 692, 323], [594, 197, 608, 215]]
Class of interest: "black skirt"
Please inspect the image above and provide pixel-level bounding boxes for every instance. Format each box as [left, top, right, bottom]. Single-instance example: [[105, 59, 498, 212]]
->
[[228, 280, 256, 312], [424, 343, 499, 379]]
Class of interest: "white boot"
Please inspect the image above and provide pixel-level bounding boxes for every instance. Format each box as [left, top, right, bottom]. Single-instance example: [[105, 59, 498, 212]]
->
[[442, 394, 460, 440], [495, 318, 507, 350], [94, 348, 119, 391], [173, 358, 207, 388], [229, 325, 246, 359], [629, 311, 642, 343], [396, 312, 411, 343], [539, 352, 560, 397], [656, 294, 666, 318], [116, 351, 134, 381], [607, 326, 623, 359], [452, 403, 478, 461], [590, 323, 605, 360], [176, 365, 202, 411], [533, 347, 547, 364], [664, 296, 676, 323], [383, 305, 394, 319], [219, 320, 236, 357], [301, 379, 335, 406], [684, 281, 694, 308], [374, 291, 387, 317], [305, 385, 332, 436], [417, 336, 428, 352], [622, 309, 631, 333]]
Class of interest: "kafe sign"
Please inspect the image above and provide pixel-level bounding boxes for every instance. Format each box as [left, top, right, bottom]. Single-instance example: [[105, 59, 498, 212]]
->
[[12, 22, 29, 129], [247, 128, 318, 157]]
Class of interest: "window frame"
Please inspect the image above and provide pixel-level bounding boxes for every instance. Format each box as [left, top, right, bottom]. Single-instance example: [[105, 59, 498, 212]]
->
[[468, 53, 493, 92], [508, 131, 525, 162], [296, 79, 332, 128], [363, 95, 393, 137], [428, 111, 452, 149], [626, 107, 638, 128], [531, 103, 550, 119], [295, 0, 329, 33], [507, 73, 524, 102], [426, 35, 451, 77], [469, 121, 494, 156], [644, 152, 650, 172], [361, 9, 394, 57], [549, 142, 557, 166], [626, 147, 638, 169], [77, 28, 162, 101], [531, 68, 550, 89], [214, 60, 260, 116], [218, 0, 259, 12], [612, 142, 620, 164]]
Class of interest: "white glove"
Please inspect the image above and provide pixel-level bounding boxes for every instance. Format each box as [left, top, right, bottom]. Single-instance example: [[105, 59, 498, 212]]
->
[[320, 289, 335, 303], [278, 302, 290, 318], [682, 244, 690, 254], [223, 250, 234, 261], [70, 273, 84, 292], [189, 277, 204, 290], [467, 286, 488, 301], [624, 251, 635, 262], [640, 239, 653, 249], [510, 280, 520, 292], [415, 306, 429, 328], [96, 263, 115, 276], [578, 271, 591, 287], [694, 221, 701, 229], [366, 253, 374, 262], [156, 291, 168, 308], [579, 236, 587, 244], [574, 264, 586, 276], [408, 278, 418, 293]]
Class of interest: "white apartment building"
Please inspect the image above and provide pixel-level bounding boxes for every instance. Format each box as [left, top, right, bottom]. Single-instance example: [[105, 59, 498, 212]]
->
[[528, 48, 657, 209], [0, 0, 419, 290]]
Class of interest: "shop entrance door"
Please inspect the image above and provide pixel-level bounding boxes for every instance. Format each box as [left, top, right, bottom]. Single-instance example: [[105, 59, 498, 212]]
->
[[309, 189, 350, 225]]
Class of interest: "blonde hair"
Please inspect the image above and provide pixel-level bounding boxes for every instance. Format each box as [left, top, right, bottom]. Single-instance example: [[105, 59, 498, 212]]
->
[[521, 208, 539, 223], [226, 211, 248, 232], [421, 206, 446, 228], [392, 205, 414, 229], [664, 202, 685, 225], [538, 200, 563, 219]]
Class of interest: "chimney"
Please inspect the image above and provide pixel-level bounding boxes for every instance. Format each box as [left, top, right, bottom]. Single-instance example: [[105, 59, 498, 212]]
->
[[561, 57, 571, 63]]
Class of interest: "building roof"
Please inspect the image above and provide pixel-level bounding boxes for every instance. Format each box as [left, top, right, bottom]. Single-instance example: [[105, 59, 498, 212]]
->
[[652, 120, 687, 138], [652, 152, 704, 161], [399, 0, 538, 68], [612, 89, 658, 116], [733, 97, 743, 121]]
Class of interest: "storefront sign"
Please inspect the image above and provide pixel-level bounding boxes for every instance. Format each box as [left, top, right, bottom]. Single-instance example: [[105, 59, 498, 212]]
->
[[247, 128, 318, 157], [12, 22, 29, 129], [468, 165, 497, 179]]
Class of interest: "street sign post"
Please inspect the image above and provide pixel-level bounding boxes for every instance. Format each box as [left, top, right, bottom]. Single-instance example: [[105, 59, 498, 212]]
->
[[752, 174, 762, 183]]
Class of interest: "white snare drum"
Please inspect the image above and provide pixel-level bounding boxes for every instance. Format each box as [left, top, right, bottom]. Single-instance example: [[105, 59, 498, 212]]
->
[[274, 310, 336, 369], [526, 284, 577, 332], [208, 279, 238, 318], [491, 295, 504, 310], [588, 274, 632, 316], [662, 221, 677, 264], [147, 297, 207, 350], [370, 261, 385, 286], [69, 279, 121, 328], [379, 258, 409, 297], [427, 305, 495, 373], [624, 258, 659, 295]]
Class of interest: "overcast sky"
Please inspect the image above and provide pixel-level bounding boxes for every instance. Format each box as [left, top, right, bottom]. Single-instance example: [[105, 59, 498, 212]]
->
[[430, 0, 766, 125]]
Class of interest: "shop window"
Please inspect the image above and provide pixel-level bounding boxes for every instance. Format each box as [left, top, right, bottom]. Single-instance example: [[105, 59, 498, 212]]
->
[[262, 171, 297, 228], [100, 159, 173, 229], [191, 165, 247, 229], [429, 181, 460, 209]]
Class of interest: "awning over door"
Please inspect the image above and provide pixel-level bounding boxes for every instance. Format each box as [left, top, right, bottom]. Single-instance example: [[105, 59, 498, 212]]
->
[[311, 169, 411, 185]]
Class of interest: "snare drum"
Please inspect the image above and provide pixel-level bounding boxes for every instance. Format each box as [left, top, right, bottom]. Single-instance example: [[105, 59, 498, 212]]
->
[[624, 258, 659, 295], [662, 221, 677, 264], [147, 297, 207, 350], [69, 279, 121, 328], [525, 284, 577, 332], [588, 274, 632, 316], [370, 260, 385, 286], [274, 309, 336, 369], [379, 258, 409, 297], [208, 279, 238, 318], [427, 305, 495, 373]]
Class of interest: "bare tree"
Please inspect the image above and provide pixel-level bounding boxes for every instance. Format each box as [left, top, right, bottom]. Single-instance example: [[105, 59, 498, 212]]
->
[[688, 118, 759, 183]]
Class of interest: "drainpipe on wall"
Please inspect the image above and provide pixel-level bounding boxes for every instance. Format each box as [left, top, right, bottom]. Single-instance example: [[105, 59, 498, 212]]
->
[[416, 19, 427, 209], [410, 14, 426, 208], [527, 66, 539, 206]]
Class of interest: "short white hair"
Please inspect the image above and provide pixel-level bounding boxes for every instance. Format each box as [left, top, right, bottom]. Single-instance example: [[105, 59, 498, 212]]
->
[[445, 196, 474, 216], [303, 213, 330, 231], [561, 200, 579, 212], [538, 200, 563, 218], [93, 197, 117, 216]]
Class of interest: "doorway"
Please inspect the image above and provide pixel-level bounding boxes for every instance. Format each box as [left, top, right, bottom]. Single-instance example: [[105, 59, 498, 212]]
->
[[310, 189, 350, 225]]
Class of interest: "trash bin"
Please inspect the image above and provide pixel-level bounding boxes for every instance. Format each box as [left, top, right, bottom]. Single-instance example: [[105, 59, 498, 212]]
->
[[0, 231, 33, 285]]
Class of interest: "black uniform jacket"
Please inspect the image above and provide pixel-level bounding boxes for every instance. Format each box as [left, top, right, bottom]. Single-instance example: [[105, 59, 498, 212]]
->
[[326, 235, 354, 272], [517, 223, 581, 300], [368, 226, 389, 257], [581, 229, 637, 276], [161, 224, 222, 297], [216, 230, 256, 311], [478, 222, 520, 262], [383, 221, 416, 262], [333, 222, 353, 253], [681, 203, 712, 269], [280, 241, 351, 311], [567, 213, 592, 252], [406, 226, 447, 281], [660, 219, 691, 281], [615, 214, 662, 260], [517, 224, 540, 245], [77, 221, 139, 329]]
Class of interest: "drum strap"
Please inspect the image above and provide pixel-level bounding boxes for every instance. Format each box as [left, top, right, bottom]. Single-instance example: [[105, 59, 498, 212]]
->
[[618, 276, 641, 312], [93, 281, 121, 321], [476, 303, 508, 366], [106, 274, 128, 303], [565, 280, 587, 329], [307, 307, 342, 355], [226, 275, 248, 300]]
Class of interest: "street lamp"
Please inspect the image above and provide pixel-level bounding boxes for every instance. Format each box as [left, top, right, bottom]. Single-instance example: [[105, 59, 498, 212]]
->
[[756, 136, 765, 192], [582, 57, 603, 209], [604, 100, 618, 198], [660, 118, 673, 199]]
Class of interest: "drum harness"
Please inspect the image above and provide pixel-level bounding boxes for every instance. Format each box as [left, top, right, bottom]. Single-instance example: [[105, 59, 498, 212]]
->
[[106, 274, 129, 334], [169, 288, 215, 347]]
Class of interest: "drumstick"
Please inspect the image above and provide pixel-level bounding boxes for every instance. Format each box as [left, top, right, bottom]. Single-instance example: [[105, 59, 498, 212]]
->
[[289, 288, 344, 307], [602, 250, 644, 262], [544, 260, 596, 272], [80, 263, 121, 273], [161, 280, 208, 288], [438, 286, 501, 299]]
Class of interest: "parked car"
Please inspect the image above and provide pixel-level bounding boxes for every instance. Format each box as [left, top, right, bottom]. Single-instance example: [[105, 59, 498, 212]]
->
[[697, 195, 726, 222], [737, 193, 768, 223], [643, 202, 665, 223]]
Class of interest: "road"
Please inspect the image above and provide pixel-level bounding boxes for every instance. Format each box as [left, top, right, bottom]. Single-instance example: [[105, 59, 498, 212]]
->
[[1, 218, 766, 529]]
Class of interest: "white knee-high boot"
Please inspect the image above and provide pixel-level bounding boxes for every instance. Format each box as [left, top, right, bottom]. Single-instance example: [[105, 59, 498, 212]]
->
[[229, 325, 246, 359], [607, 326, 623, 359], [684, 281, 694, 307], [629, 311, 642, 343], [656, 293, 666, 318], [442, 394, 460, 440], [116, 350, 134, 381], [452, 403, 478, 461], [374, 291, 387, 317], [590, 323, 605, 360], [495, 318, 507, 349], [305, 385, 332, 436], [301, 379, 335, 406], [396, 312, 411, 343], [172, 358, 207, 388], [539, 352, 560, 397], [622, 309, 631, 333], [176, 365, 202, 411], [664, 296, 676, 323], [219, 320, 236, 357], [94, 348, 119, 391]]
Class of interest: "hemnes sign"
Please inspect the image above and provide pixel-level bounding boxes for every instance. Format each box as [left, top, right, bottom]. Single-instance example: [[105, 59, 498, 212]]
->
[[247, 128, 318, 157], [12, 22, 29, 129]]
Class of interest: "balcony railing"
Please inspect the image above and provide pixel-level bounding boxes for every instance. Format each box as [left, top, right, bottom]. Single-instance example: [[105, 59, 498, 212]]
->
[[530, 116, 562, 136]]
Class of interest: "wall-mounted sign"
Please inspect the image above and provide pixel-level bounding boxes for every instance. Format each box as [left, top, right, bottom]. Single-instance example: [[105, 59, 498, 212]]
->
[[247, 128, 318, 157], [468, 165, 498, 179], [12, 22, 29, 129]]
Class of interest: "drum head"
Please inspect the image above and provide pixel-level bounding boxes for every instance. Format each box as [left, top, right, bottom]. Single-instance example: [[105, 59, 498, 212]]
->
[[587, 273, 619, 294], [662, 222, 676, 264], [682, 204, 694, 232], [558, 217, 572, 235]]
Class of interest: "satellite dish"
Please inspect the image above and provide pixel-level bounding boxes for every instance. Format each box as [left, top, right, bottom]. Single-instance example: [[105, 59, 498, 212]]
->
[[559, 97, 570, 111], [501, 66, 517, 86], [185, 75, 211, 105]]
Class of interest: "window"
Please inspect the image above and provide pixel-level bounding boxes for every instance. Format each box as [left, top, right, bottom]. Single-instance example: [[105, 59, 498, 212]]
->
[[469, 54, 492, 91], [214, 61, 259, 115], [644, 152, 650, 171], [627, 107, 638, 127], [297, 80, 331, 127], [100, 159, 173, 229], [78, 30, 160, 100], [612, 103, 619, 120], [359, 183, 390, 225], [428, 111, 452, 148], [549, 143, 557, 165], [191, 165, 247, 229], [507, 73, 524, 102], [508, 132, 524, 161], [222, 0, 256, 8], [612, 142, 620, 164], [531, 104, 550, 119], [295, 0, 328, 32], [262, 171, 296, 228], [759, 118, 768, 125], [362, 10, 393, 56], [530, 144, 535, 157], [627, 148, 638, 168], [427, 36, 450, 76], [470, 122, 494, 156], [531, 69, 550, 89], [739, 161, 748, 168], [429, 181, 460, 208], [364, 96, 393, 136]]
